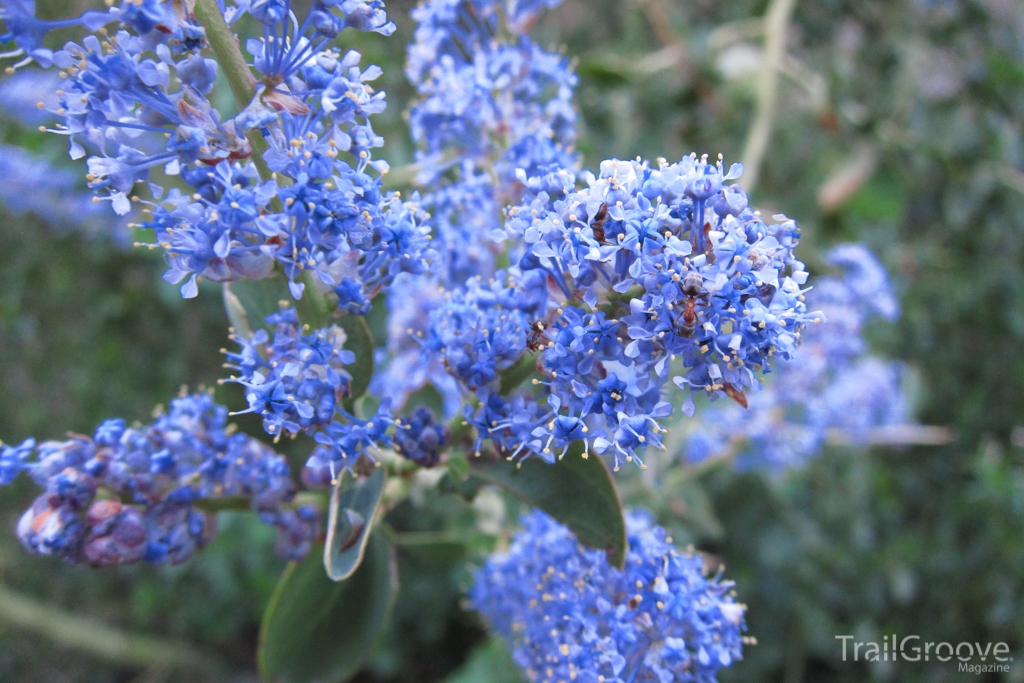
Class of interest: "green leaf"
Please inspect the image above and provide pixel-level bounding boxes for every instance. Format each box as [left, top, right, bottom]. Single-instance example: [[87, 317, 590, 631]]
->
[[258, 533, 397, 683], [324, 467, 386, 581], [294, 270, 334, 330], [447, 454, 470, 480], [225, 277, 290, 337], [441, 639, 526, 683], [388, 530, 468, 563], [498, 353, 538, 394], [222, 284, 254, 340], [576, 57, 630, 86], [437, 471, 485, 502], [662, 470, 725, 540], [225, 272, 341, 335], [470, 444, 628, 568], [335, 315, 374, 403]]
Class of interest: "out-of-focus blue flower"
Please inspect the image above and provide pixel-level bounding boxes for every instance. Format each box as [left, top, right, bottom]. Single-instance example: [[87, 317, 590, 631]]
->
[[405, 0, 577, 283], [3, 392, 319, 566], [0, 67, 59, 123], [0, 0, 111, 70], [0, 437, 34, 485], [370, 274, 464, 418], [684, 243, 908, 469], [472, 509, 747, 683], [0, 144, 131, 237], [377, 0, 575, 416], [394, 406, 450, 467]]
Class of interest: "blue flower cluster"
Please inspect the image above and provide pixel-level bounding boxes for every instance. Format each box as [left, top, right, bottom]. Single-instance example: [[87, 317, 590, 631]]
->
[[410, 0, 576, 276], [684, 244, 907, 469], [393, 405, 450, 467], [224, 305, 449, 478], [406, 0, 576, 183], [373, 0, 576, 407], [11, 0, 431, 309], [472, 510, 747, 683], [428, 157, 820, 470], [0, 392, 318, 565]]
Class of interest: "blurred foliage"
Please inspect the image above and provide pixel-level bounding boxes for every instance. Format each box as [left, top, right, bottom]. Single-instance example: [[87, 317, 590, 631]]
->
[[1, 0, 1023, 682]]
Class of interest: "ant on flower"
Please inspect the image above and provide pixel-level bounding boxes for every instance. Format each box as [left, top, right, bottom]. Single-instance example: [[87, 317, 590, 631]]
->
[[589, 203, 609, 244], [674, 271, 709, 337]]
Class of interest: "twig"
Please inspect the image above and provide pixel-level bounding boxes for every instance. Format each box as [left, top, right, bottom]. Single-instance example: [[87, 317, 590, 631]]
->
[[192, 0, 272, 181], [632, 0, 681, 50], [817, 144, 879, 211], [992, 164, 1024, 196], [0, 582, 232, 674], [740, 0, 798, 192], [827, 425, 956, 447], [707, 18, 766, 52]]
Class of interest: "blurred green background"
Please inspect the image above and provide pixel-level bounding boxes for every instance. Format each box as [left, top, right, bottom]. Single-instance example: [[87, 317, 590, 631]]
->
[[1, 0, 1023, 681]]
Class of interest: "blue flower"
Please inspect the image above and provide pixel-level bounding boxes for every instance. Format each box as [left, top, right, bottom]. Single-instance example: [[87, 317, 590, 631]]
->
[[310, 399, 395, 470], [0, 437, 34, 485], [3, 392, 319, 566], [17, 496, 87, 562], [224, 306, 355, 437], [472, 510, 747, 683], [417, 155, 819, 471], [394, 406, 450, 467], [0, 0, 110, 70], [225, 306, 399, 476], [425, 275, 530, 392], [21, 0, 413, 312], [0, 144, 128, 236], [81, 500, 148, 566], [683, 244, 908, 470]]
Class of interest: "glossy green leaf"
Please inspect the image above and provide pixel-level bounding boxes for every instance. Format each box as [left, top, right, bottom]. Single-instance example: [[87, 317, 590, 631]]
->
[[258, 533, 396, 683], [470, 444, 628, 568], [335, 315, 374, 403], [294, 270, 334, 330], [324, 467, 385, 581], [225, 277, 290, 337], [225, 272, 340, 334]]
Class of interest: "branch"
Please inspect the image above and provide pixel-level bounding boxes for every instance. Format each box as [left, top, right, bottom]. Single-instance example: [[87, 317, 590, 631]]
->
[[192, 0, 272, 180], [740, 0, 798, 192], [991, 163, 1024, 196], [834, 424, 956, 447], [633, 0, 681, 51], [0, 581, 235, 675]]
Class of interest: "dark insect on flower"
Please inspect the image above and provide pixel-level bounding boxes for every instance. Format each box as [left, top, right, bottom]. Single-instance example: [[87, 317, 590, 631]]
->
[[702, 221, 717, 263], [675, 271, 709, 337], [590, 203, 609, 243], [526, 320, 551, 351]]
